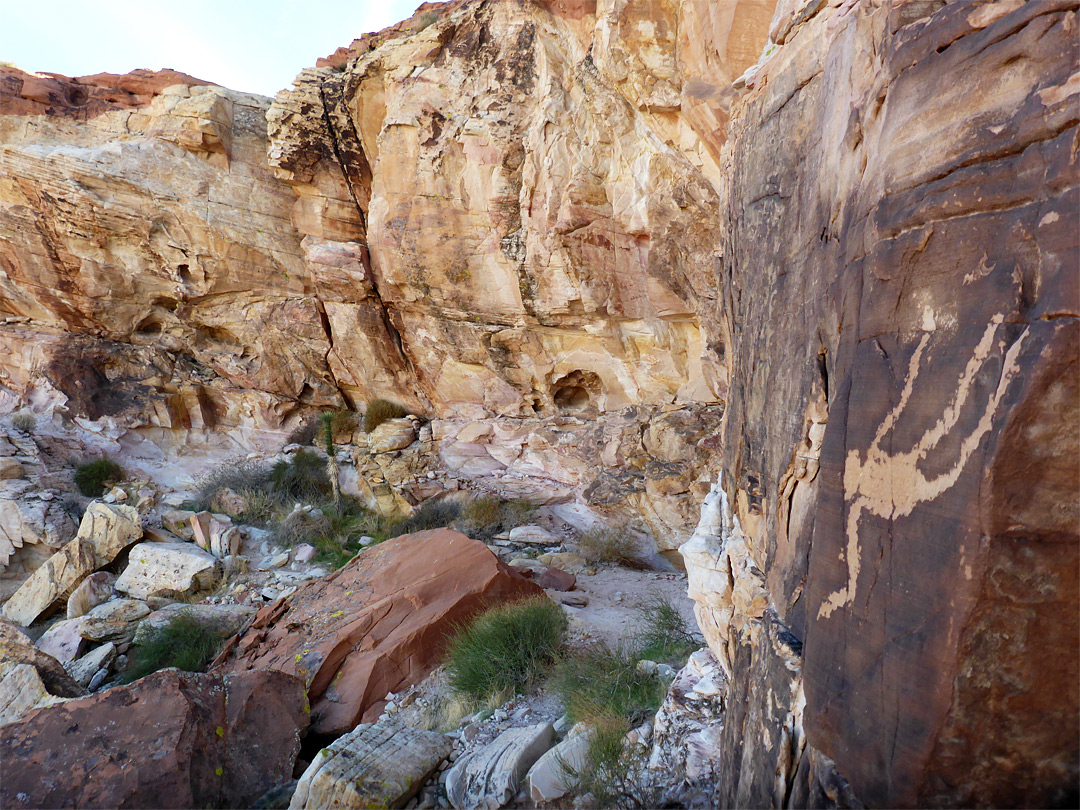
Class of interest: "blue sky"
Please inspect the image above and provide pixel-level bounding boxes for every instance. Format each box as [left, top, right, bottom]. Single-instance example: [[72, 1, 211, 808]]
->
[[1, 0, 436, 97]]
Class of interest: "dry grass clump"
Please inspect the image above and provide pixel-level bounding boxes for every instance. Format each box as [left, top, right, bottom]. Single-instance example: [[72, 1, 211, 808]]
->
[[459, 496, 536, 541], [363, 399, 408, 432], [10, 411, 35, 433], [576, 525, 649, 569]]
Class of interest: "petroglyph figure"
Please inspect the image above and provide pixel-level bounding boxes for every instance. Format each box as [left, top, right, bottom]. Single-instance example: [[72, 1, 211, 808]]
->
[[818, 315, 1028, 619]]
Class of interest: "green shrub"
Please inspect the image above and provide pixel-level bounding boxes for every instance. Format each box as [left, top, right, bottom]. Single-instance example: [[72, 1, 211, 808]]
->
[[10, 410, 35, 433], [274, 499, 394, 568], [363, 399, 408, 432], [634, 592, 700, 664], [390, 498, 461, 537], [446, 597, 568, 701], [121, 615, 223, 683], [459, 496, 536, 541], [74, 458, 124, 498], [551, 642, 665, 727], [270, 449, 331, 502], [563, 711, 661, 810], [577, 526, 649, 569]]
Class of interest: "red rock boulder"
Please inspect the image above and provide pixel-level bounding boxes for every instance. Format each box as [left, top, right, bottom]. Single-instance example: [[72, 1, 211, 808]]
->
[[0, 668, 308, 809], [213, 529, 545, 736]]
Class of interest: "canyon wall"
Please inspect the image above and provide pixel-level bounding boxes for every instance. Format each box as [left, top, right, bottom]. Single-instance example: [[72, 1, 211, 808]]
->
[[1, 0, 1077, 806], [689, 0, 1078, 805]]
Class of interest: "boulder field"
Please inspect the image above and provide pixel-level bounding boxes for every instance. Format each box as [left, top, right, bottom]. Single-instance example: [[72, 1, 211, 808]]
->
[[0, 0, 1076, 808]]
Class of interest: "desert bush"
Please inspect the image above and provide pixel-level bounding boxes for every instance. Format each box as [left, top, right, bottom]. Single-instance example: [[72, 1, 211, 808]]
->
[[363, 398, 408, 432], [551, 642, 665, 727], [565, 711, 662, 810], [445, 597, 568, 701], [274, 499, 393, 568], [120, 615, 223, 683], [74, 458, 124, 498], [576, 525, 649, 569], [390, 498, 461, 537], [10, 410, 35, 433], [459, 496, 536, 541], [194, 457, 275, 517], [634, 591, 701, 664], [269, 449, 331, 502], [285, 415, 320, 446]]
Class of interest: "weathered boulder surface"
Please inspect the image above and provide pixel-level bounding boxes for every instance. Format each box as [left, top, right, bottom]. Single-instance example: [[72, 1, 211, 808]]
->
[[289, 721, 453, 810], [446, 722, 555, 810], [0, 668, 309, 809], [0, 619, 85, 699], [1, 502, 141, 626], [680, 0, 1079, 807], [214, 529, 544, 736], [79, 598, 151, 644], [114, 541, 221, 599]]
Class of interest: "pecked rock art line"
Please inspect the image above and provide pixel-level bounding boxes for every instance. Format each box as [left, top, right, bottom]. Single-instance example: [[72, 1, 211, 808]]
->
[[819, 314, 1029, 619]]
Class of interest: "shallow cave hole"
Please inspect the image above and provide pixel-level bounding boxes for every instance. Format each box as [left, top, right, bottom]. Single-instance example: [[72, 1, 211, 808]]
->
[[551, 370, 601, 415]]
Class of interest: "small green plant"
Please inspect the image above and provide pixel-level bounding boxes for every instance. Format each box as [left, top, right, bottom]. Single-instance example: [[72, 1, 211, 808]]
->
[[121, 615, 223, 683], [445, 597, 568, 701], [269, 449, 331, 502], [363, 399, 408, 432], [634, 592, 700, 664], [564, 711, 662, 809], [74, 458, 124, 498], [577, 525, 649, 569], [10, 410, 35, 433]]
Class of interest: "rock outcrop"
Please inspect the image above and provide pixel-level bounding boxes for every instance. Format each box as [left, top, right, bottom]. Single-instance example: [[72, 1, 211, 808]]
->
[[446, 722, 555, 810], [214, 529, 544, 736], [290, 721, 453, 810], [0, 668, 309, 809], [1, 501, 141, 626], [0, 0, 768, 545], [679, 0, 1079, 807]]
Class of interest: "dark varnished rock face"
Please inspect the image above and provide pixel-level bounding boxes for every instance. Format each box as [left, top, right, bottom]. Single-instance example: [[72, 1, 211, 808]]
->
[[0, 668, 309, 809], [714, 0, 1078, 806]]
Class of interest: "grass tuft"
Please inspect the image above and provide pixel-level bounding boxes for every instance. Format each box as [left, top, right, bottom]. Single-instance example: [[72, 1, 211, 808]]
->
[[445, 597, 568, 701], [270, 449, 331, 502], [10, 411, 35, 433], [576, 525, 649, 569], [459, 496, 535, 542], [363, 399, 408, 432], [634, 591, 700, 664], [74, 458, 124, 498], [120, 615, 223, 683], [393, 498, 461, 536]]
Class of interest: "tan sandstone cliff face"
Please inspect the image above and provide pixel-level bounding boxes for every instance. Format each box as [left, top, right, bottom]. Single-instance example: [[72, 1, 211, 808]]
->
[[0, 4, 775, 548]]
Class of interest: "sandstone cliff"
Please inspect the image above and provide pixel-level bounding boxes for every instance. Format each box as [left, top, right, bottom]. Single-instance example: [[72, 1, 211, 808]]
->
[[0, 0, 1077, 807]]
